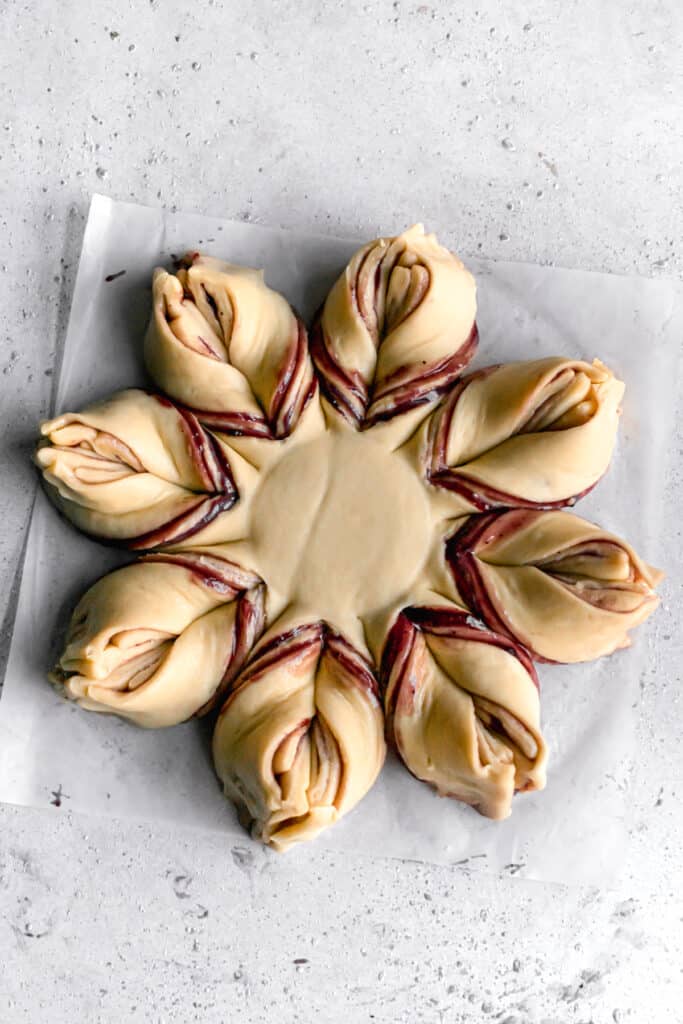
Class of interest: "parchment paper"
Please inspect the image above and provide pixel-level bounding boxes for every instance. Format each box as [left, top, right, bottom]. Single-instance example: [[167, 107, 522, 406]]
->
[[1, 194, 680, 884]]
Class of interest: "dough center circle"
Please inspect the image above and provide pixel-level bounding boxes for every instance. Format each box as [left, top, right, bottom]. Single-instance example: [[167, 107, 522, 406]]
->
[[249, 430, 431, 623]]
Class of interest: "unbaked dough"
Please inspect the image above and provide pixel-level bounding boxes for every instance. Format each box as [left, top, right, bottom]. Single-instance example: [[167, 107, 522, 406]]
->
[[37, 232, 663, 851]]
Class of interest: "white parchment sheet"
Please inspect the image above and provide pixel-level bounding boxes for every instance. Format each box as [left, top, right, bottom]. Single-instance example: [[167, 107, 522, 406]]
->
[[1, 195, 680, 883]]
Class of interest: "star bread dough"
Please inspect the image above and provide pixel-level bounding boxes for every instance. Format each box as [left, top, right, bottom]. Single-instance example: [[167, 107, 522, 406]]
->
[[310, 224, 478, 428], [439, 509, 663, 662], [35, 389, 259, 549], [39, 228, 663, 851], [381, 605, 546, 819], [213, 620, 386, 851], [51, 550, 264, 726], [421, 357, 623, 512], [146, 253, 315, 438]]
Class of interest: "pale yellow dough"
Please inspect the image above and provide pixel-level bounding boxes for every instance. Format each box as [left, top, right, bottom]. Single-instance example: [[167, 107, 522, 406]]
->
[[384, 613, 546, 819], [212, 621, 386, 851], [323, 224, 475, 381], [145, 255, 314, 436], [421, 357, 624, 509], [34, 389, 258, 547], [437, 510, 663, 662], [43, 237, 665, 854], [52, 552, 264, 727], [246, 427, 433, 634], [317, 224, 477, 424]]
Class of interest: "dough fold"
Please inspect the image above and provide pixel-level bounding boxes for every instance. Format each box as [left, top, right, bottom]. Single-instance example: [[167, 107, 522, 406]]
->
[[422, 357, 623, 510], [444, 509, 663, 662], [213, 621, 386, 850], [35, 389, 239, 550], [51, 550, 265, 726], [310, 225, 477, 427], [381, 604, 546, 819], [145, 253, 315, 438]]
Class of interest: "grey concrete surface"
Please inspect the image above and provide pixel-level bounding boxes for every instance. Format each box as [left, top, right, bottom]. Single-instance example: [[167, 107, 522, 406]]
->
[[1, 1, 682, 1021]]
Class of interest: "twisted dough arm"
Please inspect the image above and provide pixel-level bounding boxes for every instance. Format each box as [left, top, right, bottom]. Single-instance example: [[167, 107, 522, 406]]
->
[[35, 389, 263, 551], [212, 613, 386, 851], [433, 509, 663, 663], [310, 225, 478, 430], [414, 357, 624, 514], [50, 547, 266, 727], [146, 254, 318, 440], [379, 600, 547, 820]]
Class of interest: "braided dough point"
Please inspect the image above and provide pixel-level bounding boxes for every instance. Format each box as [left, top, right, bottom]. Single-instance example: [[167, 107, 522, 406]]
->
[[382, 605, 546, 819], [213, 622, 385, 851], [34, 389, 254, 550], [311, 225, 477, 427], [422, 357, 624, 512], [52, 550, 264, 727], [444, 510, 663, 662], [146, 254, 316, 439]]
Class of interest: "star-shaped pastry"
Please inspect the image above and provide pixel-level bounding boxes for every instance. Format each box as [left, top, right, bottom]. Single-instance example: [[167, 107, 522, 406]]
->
[[35, 226, 662, 851]]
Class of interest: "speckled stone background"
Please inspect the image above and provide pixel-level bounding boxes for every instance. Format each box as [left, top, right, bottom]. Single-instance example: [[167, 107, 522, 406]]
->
[[1, 2, 682, 1022]]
